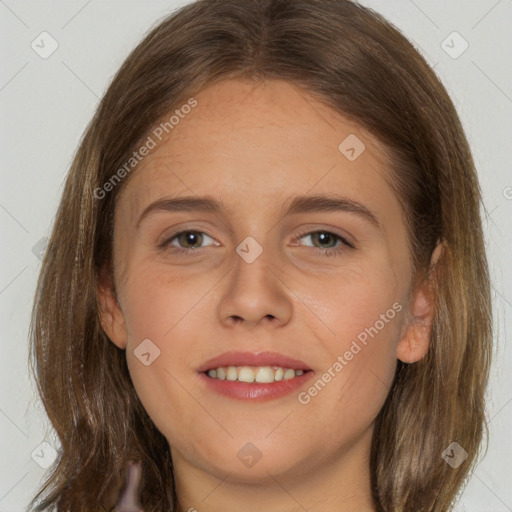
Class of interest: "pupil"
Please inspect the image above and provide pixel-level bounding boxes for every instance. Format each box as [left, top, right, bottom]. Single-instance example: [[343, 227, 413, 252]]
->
[[182, 231, 201, 248], [316, 232, 335, 248]]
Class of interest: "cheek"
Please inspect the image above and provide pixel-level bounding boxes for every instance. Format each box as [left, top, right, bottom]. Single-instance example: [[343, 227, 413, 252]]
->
[[299, 268, 403, 423], [305, 263, 404, 352], [117, 265, 214, 435], [119, 261, 206, 344]]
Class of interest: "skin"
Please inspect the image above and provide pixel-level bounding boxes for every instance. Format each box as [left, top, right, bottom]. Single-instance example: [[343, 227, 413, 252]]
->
[[99, 79, 441, 512]]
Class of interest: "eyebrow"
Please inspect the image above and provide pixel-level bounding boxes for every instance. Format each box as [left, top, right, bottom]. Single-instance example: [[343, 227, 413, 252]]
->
[[136, 194, 382, 231]]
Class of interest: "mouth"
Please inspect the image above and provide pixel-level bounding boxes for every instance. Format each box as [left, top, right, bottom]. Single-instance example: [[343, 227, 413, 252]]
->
[[197, 351, 314, 401]]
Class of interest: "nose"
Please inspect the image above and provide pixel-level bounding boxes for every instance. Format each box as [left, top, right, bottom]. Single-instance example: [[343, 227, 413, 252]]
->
[[218, 244, 293, 329]]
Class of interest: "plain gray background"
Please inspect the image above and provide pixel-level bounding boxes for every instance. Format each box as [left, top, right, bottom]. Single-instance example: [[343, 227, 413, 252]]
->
[[1, 1, 511, 510]]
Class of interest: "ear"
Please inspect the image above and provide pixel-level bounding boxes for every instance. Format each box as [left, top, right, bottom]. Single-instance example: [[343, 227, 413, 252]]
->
[[97, 263, 128, 349], [396, 241, 444, 363]]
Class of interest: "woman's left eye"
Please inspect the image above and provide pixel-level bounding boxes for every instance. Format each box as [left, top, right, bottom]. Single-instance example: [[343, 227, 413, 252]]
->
[[159, 229, 353, 256], [294, 230, 353, 256]]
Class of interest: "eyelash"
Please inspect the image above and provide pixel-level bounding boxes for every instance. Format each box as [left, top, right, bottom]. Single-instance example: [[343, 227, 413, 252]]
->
[[159, 228, 354, 256]]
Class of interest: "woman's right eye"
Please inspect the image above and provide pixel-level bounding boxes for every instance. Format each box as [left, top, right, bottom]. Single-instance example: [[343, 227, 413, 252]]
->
[[159, 230, 218, 253]]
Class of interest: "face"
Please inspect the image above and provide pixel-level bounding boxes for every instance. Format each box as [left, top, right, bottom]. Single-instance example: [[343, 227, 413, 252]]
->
[[99, 78, 435, 486]]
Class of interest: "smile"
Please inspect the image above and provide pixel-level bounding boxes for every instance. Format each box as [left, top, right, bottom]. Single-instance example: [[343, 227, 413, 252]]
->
[[205, 365, 306, 383]]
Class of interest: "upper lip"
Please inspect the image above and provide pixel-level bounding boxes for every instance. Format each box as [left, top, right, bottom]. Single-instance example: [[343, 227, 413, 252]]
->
[[198, 351, 312, 372]]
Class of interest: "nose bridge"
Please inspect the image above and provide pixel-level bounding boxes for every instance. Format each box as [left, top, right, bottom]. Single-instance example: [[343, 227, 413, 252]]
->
[[219, 233, 292, 326], [231, 234, 276, 300]]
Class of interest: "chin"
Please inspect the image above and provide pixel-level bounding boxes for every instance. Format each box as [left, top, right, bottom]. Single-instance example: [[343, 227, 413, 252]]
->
[[203, 446, 308, 484]]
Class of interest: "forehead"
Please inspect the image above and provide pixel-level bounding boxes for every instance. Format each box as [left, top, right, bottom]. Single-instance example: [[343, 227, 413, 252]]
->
[[118, 78, 401, 236]]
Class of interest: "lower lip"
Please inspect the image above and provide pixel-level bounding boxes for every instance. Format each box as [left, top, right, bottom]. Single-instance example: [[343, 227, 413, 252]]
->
[[198, 371, 315, 401]]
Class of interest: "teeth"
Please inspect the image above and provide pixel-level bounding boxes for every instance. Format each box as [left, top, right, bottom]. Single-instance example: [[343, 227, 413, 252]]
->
[[238, 367, 255, 383], [283, 369, 295, 380], [205, 365, 307, 383], [226, 366, 238, 381], [255, 367, 275, 383]]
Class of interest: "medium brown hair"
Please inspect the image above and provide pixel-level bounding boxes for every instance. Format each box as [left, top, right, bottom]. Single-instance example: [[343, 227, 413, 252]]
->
[[28, 1, 492, 510]]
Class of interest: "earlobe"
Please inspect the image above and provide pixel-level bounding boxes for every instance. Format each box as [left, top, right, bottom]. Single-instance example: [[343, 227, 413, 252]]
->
[[97, 264, 128, 349], [396, 241, 443, 364]]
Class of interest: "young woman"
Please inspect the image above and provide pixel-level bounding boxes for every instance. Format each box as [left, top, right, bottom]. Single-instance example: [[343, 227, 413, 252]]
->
[[28, 1, 492, 511]]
